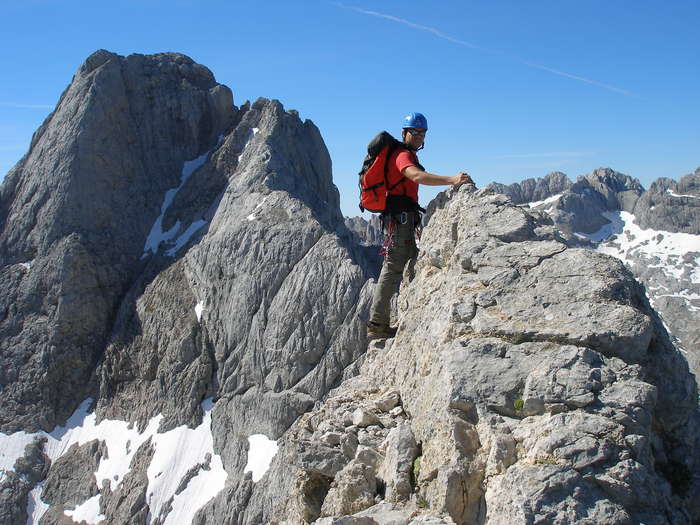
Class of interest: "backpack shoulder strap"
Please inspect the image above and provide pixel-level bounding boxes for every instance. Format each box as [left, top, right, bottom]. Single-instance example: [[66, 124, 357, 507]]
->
[[386, 143, 422, 191]]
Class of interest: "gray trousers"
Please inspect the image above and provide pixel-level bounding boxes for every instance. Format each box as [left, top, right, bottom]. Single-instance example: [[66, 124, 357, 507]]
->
[[369, 220, 418, 326]]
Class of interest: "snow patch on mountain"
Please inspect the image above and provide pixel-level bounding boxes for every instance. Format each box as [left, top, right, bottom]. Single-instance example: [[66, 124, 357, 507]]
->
[[244, 434, 278, 482], [195, 301, 204, 322], [246, 195, 269, 222], [585, 211, 700, 277], [0, 398, 226, 525], [527, 193, 562, 208], [64, 494, 105, 524], [165, 219, 207, 256], [146, 398, 226, 525], [578, 211, 700, 320], [692, 266, 700, 284], [667, 189, 700, 200], [143, 149, 211, 257], [577, 211, 625, 244], [238, 127, 260, 163], [26, 488, 50, 524]]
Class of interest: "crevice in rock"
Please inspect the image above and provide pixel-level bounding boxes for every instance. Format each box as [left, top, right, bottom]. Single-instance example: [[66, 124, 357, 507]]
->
[[530, 247, 568, 270], [203, 330, 220, 400], [375, 477, 386, 500], [299, 471, 333, 523], [656, 441, 693, 498], [469, 324, 633, 362], [410, 442, 423, 489]]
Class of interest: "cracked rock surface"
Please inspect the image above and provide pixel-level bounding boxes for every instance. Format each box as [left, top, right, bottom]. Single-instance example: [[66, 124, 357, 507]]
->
[[250, 187, 700, 524]]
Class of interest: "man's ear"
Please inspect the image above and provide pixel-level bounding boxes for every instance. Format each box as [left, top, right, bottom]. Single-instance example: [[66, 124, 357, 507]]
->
[[401, 129, 407, 141]]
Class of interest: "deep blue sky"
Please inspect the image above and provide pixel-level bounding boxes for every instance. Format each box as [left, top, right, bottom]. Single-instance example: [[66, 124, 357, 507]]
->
[[1, 0, 698, 216]]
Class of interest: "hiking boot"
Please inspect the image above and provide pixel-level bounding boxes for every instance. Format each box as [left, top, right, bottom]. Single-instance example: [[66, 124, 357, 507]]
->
[[367, 322, 397, 339]]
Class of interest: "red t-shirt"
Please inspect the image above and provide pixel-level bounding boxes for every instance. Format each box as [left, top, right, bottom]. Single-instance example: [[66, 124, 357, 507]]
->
[[386, 149, 420, 203]]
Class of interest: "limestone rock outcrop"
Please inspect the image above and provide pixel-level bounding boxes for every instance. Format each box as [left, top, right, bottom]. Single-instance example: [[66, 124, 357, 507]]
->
[[634, 168, 700, 233], [254, 187, 699, 524]]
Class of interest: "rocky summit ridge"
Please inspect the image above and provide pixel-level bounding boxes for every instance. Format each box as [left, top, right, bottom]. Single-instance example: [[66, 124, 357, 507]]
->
[[254, 187, 699, 525], [0, 51, 699, 525]]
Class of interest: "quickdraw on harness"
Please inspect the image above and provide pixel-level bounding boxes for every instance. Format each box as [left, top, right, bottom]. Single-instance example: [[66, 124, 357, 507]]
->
[[378, 211, 423, 257]]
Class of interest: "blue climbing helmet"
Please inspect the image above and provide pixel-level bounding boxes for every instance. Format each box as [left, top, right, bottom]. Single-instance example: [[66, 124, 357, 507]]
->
[[402, 112, 428, 131]]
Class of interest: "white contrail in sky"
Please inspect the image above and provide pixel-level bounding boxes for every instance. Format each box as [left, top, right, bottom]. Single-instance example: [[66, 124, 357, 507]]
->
[[518, 61, 636, 97], [337, 3, 637, 97], [0, 102, 53, 109], [338, 5, 485, 50]]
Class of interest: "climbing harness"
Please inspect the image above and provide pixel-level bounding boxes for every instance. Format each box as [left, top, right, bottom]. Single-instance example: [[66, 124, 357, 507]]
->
[[378, 211, 422, 257]]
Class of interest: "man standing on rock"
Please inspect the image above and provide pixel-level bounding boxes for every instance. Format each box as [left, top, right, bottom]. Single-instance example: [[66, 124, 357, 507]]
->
[[367, 112, 473, 339]]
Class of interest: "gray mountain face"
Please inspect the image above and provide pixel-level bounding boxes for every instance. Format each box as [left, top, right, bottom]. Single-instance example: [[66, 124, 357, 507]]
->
[[0, 49, 235, 433], [487, 171, 572, 205], [1, 50, 698, 525], [634, 169, 700, 233], [0, 51, 376, 524], [345, 215, 383, 248], [488, 169, 644, 235], [486, 168, 700, 381]]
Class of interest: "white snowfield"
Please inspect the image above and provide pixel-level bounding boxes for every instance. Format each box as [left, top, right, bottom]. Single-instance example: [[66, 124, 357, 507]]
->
[[142, 147, 214, 258], [244, 434, 279, 482], [579, 211, 700, 313], [590, 211, 700, 277], [0, 399, 227, 525], [64, 494, 103, 523], [143, 150, 209, 256], [165, 219, 208, 256], [667, 189, 700, 200], [527, 193, 562, 208]]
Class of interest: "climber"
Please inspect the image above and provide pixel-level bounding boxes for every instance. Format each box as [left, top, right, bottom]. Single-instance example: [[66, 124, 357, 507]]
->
[[366, 112, 474, 339]]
